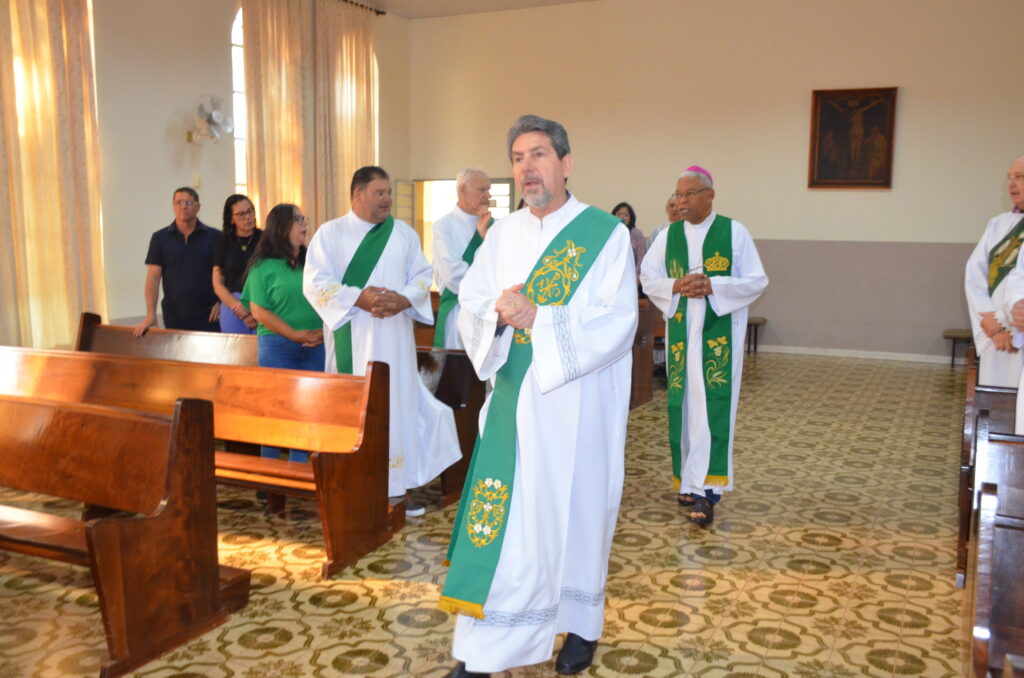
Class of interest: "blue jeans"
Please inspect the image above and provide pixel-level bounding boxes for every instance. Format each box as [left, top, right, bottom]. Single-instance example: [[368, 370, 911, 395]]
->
[[219, 292, 256, 334], [257, 332, 325, 463]]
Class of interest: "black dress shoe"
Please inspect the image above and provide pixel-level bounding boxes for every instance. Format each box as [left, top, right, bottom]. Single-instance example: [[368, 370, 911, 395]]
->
[[444, 662, 490, 678], [555, 633, 598, 674]]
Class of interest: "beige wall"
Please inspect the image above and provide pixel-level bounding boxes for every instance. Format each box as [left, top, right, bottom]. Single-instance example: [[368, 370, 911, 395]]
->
[[94, 0, 238, 322], [92, 0, 1023, 357], [398, 0, 1024, 359], [405, 0, 1022, 244]]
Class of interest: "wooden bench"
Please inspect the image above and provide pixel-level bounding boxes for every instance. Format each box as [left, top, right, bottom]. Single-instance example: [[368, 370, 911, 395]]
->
[[746, 316, 766, 354], [967, 415, 1024, 677], [958, 354, 1018, 581], [0, 395, 250, 678], [78, 312, 481, 508], [0, 346, 392, 579], [944, 328, 974, 368]]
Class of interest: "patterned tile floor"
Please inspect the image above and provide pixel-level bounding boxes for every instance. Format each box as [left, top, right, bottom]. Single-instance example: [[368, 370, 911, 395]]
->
[[0, 353, 968, 677]]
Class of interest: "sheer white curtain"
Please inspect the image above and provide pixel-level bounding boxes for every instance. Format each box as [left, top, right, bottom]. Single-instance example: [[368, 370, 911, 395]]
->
[[0, 0, 108, 348], [241, 0, 377, 230]]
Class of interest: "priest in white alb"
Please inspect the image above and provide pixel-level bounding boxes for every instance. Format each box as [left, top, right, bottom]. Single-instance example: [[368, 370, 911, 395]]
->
[[965, 155, 1024, 388], [439, 115, 637, 678], [432, 168, 493, 348], [303, 166, 461, 517], [640, 166, 768, 528]]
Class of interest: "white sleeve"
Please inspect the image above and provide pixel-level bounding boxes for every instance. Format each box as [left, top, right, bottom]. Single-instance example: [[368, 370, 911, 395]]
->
[[432, 217, 471, 295], [530, 225, 638, 394], [965, 219, 998, 346], [456, 232, 511, 380], [639, 227, 680, 320], [706, 223, 769, 316], [398, 228, 435, 324], [303, 224, 363, 331]]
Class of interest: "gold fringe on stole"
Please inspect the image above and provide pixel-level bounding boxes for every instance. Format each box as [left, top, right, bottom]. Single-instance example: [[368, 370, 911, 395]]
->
[[705, 474, 729, 487], [442, 559, 451, 567], [438, 596, 485, 619], [673, 476, 681, 490]]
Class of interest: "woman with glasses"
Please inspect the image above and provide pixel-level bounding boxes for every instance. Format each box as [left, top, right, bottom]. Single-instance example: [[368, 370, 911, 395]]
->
[[241, 203, 324, 462], [213, 194, 263, 333]]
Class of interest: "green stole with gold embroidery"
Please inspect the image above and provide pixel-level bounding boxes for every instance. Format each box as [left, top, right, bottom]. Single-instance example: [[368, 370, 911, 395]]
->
[[665, 214, 733, 490], [438, 206, 620, 619], [333, 216, 395, 374], [434, 219, 492, 347], [988, 215, 1024, 294]]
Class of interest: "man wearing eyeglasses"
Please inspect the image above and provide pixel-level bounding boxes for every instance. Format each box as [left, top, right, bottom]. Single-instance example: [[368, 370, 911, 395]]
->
[[133, 187, 221, 336], [640, 167, 768, 528]]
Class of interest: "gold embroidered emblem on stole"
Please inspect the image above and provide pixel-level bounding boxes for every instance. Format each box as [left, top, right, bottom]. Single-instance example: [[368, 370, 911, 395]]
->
[[704, 336, 730, 388], [466, 477, 510, 547], [704, 251, 730, 273]]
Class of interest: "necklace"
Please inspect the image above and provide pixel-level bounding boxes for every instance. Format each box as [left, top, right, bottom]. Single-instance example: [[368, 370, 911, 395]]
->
[[239, 233, 255, 252]]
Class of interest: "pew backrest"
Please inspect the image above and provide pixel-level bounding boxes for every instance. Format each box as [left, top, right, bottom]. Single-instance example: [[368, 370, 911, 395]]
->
[[0, 395, 175, 514], [0, 346, 380, 454]]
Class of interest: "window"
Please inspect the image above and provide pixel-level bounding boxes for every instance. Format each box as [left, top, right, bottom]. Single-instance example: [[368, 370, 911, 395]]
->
[[414, 178, 514, 270], [231, 10, 247, 196]]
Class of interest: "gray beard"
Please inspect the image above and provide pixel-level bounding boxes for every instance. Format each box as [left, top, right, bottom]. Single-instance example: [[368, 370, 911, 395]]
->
[[523, 188, 551, 210]]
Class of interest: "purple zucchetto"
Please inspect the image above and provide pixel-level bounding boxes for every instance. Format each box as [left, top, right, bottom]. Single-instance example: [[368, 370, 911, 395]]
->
[[685, 165, 713, 183]]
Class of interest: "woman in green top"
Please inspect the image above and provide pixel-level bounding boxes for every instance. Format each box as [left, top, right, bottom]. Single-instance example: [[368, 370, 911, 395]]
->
[[241, 203, 324, 462]]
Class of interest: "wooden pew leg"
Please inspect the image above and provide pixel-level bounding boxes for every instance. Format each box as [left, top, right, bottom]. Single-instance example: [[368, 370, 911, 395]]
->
[[313, 449, 394, 579], [265, 493, 286, 515]]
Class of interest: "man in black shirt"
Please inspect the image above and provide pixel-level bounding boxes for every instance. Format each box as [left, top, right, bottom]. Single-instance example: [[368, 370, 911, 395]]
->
[[133, 187, 221, 335]]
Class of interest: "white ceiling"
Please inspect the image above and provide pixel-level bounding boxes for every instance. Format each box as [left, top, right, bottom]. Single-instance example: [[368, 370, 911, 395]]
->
[[365, 0, 596, 20]]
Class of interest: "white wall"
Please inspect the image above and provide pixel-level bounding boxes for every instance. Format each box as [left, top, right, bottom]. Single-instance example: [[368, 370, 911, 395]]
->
[[405, 0, 1024, 243], [94, 0, 238, 321]]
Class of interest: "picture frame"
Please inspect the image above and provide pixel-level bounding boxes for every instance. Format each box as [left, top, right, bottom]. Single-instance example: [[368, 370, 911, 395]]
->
[[808, 87, 897, 188]]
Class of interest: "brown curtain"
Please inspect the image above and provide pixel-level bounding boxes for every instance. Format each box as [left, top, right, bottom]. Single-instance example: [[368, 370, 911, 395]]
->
[[0, 0, 108, 348], [241, 0, 377, 231]]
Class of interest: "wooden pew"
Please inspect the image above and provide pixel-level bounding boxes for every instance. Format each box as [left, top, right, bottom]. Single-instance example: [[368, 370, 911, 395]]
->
[[968, 414, 1024, 677], [0, 346, 392, 579], [416, 348, 485, 506], [0, 395, 250, 678], [959, 354, 1017, 581], [631, 298, 655, 409], [77, 312, 481, 507]]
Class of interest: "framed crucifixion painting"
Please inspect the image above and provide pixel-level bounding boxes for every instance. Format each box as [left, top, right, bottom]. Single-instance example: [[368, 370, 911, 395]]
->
[[808, 87, 897, 188]]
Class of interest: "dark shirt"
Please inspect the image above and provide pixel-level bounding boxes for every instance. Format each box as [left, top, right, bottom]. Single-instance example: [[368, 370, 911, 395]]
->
[[213, 229, 263, 293], [145, 220, 220, 331]]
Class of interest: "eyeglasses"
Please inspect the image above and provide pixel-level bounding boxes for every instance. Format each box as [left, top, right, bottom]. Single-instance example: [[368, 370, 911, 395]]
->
[[174, 200, 198, 207], [233, 208, 255, 218], [294, 215, 309, 225], [672, 188, 709, 200]]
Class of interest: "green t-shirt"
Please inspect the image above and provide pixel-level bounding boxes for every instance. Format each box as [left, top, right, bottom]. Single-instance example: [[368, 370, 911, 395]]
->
[[241, 257, 322, 337]]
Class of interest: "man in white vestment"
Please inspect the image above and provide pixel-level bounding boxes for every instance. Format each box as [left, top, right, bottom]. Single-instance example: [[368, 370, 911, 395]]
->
[[439, 115, 637, 677], [640, 166, 768, 527], [303, 166, 461, 517], [996, 155, 1024, 433], [432, 168, 493, 348], [965, 155, 1024, 388]]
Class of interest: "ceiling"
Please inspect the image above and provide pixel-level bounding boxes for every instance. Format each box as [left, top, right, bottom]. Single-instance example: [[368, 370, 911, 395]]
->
[[365, 0, 596, 19]]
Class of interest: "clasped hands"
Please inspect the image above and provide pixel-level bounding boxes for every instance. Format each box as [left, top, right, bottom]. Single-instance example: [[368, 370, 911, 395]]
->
[[673, 273, 712, 299], [981, 310, 1019, 352], [495, 283, 535, 329], [356, 286, 411, 318]]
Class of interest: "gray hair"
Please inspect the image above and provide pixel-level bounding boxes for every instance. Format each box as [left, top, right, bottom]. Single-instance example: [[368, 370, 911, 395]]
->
[[506, 114, 571, 160], [678, 170, 713, 189], [456, 167, 488, 193]]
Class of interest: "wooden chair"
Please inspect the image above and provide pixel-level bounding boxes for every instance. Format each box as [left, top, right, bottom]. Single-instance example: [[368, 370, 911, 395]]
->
[[0, 346, 391, 578], [0, 395, 249, 678]]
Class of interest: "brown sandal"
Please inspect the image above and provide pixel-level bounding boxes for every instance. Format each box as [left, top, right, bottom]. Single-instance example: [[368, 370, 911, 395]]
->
[[687, 495, 714, 527]]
